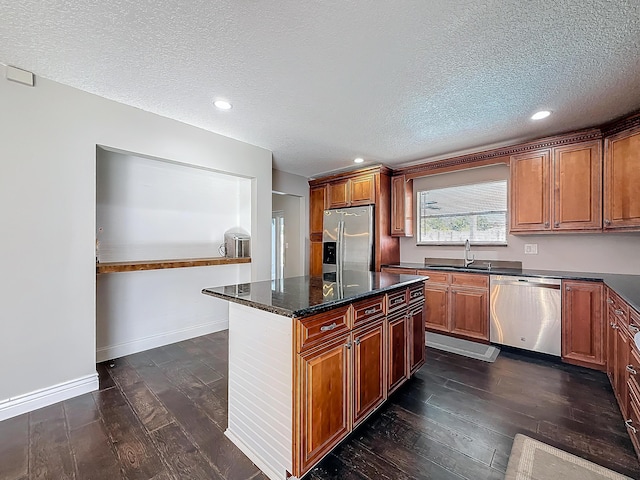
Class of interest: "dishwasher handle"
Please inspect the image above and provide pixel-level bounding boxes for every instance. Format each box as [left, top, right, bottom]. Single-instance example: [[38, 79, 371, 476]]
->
[[491, 280, 561, 289]]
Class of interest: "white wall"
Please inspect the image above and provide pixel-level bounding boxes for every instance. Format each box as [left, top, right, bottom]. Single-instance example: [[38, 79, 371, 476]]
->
[[400, 165, 640, 274], [272, 194, 303, 278], [0, 68, 272, 413], [272, 169, 310, 275], [95, 149, 253, 362]]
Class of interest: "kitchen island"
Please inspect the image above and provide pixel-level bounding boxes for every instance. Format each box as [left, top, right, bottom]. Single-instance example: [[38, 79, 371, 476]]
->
[[202, 270, 427, 479]]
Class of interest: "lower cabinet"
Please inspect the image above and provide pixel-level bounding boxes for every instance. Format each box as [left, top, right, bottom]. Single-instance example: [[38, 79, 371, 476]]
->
[[296, 333, 351, 473], [388, 313, 408, 394], [418, 270, 489, 342], [353, 320, 386, 426], [561, 280, 605, 369], [294, 284, 426, 477]]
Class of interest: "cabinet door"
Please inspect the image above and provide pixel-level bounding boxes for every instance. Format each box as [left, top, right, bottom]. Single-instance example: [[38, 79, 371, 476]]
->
[[350, 174, 376, 206], [552, 141, 602, 231], [510, 150, 551, 232], [616, 326, 629, 418], [561, 280, 605, 369], [327, 180, 350, 208], [606, 309, 616, 384], [424, 283, 449, 333], [604, 127, 640, 230], [310, 185, 327, 239], [388, 313, 408, 394], [310, 241, 323, 276], [408, 302, 426, 374], [296, 334, 351, 474], [352, 320, 386, 426], [450, 287, 488, 341], [391, 175, 413, 237]]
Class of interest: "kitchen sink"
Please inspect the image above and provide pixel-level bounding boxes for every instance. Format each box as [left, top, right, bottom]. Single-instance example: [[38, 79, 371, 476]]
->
[[422, 258, 522, 271]]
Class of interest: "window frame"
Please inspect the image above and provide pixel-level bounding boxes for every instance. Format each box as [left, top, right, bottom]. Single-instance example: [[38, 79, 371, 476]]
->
[[415, 179, 508, 246]]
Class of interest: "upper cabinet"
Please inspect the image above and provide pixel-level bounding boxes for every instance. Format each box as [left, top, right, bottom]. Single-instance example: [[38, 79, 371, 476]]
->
[[604, 125, 640, 231], [390, 175, 413, 237], [510, 140, 602, 233], [327, 175, 375, 209]]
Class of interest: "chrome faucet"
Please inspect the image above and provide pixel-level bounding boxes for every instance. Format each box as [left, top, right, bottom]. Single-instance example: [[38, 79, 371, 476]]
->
[[464, 239, 475, 267]]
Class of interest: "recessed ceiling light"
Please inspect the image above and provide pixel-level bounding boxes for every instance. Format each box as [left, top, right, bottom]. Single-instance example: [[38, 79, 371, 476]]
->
[[214, 100, 232, 110], [354, 157, 364, 164], [531, 110, 551, 120]]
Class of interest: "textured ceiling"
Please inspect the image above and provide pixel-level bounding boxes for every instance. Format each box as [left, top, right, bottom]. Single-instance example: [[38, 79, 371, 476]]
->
[[2, 1, 640, 178]]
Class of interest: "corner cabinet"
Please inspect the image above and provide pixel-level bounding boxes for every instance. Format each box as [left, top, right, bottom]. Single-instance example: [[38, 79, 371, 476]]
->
[[604, 125, 640, 230], [510, 140, 602, 233], [309, 166, 400, 273], [561, 280, 604, 370]]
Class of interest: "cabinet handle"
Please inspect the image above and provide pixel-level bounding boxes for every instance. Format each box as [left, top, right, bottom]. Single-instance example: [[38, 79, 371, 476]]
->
[[626, 419, 637, 434], [391, 298, 404, 306], [554, 222, 559, 228], [604, 219, 611, 226], [627, 365, 637, 375], [320, 322, 338, 332], [544, 221, 550, 227], [630, 325, 640, 334], [411, 291, 422, 298], [614, 309, 624, 316], [354, 338, 361, 346], [345, 342, 352, 349], [607, 298, 614, 304], [566, 286, 571, 291], [364, 308, 378, 315]]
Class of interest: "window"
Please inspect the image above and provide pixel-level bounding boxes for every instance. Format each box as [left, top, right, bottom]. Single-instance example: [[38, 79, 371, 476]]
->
[[417, 180, 507, 245]]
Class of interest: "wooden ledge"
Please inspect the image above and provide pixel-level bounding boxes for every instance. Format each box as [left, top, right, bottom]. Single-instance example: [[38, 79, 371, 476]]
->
[[96, 257, 251, 274]]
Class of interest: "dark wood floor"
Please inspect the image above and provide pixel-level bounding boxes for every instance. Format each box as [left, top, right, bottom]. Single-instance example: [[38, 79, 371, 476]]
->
[[1, 331, 639, 480]]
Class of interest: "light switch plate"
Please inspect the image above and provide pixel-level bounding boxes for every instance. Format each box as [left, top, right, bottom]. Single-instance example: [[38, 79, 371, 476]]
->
[[524, 243, 538, 255]]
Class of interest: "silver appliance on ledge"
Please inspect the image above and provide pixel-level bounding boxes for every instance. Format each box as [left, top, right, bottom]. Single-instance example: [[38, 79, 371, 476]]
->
[[322, 205, 374, 273]]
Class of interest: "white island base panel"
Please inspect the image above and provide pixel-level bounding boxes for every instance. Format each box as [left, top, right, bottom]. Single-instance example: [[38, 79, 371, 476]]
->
[[226, 302, 296, 480]]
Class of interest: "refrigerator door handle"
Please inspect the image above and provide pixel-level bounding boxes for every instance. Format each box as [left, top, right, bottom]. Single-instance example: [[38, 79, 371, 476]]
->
[[337, 220, 345, 269]]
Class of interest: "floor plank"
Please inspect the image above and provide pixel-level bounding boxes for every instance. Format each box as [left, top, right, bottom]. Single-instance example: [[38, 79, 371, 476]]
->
[[1, 331, 638, 480]]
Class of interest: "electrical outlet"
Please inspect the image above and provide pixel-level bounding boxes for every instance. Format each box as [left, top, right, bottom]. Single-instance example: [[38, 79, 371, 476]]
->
[[524, 243, 538, 255]]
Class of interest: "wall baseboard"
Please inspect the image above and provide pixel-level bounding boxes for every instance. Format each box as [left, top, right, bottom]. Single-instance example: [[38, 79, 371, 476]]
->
[[0, 373, 98, 422], [96, 319, 229, 363]]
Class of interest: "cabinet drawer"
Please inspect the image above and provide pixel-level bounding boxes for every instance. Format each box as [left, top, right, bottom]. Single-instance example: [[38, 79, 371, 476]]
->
[[352, 296, 385, 329], [629, 348, 640, 396], [408, 284, 424, 303], [296, 306, 350, 353], [416, 270, 450, 285], [451, 272, 488, 288], [387, 289, 408, 314], [382, 267, 417, 275]]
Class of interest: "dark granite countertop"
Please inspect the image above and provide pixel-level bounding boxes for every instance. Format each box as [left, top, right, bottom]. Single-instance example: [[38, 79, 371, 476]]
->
[[202, 271, 427, 318], [384, 263, 640, 313]]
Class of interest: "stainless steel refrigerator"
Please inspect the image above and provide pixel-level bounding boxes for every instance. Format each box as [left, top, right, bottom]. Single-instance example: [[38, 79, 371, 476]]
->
[[322, 205, 374, 273]]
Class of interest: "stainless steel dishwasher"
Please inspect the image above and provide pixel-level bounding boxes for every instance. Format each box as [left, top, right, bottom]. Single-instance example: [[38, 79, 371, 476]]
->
[[490, 275, 561, 356]]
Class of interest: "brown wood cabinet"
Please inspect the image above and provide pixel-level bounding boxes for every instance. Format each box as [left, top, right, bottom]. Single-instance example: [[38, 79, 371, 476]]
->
[[604, 125, 640, 230], [352, 320, 386, 426], [408, 302, 426, 374], [387, 313, 408, 394], [561, 280, 604, 369], [293, 283, 425, 477], [309, 185, 327, 276], [417, 270, 489, 342], [510, 140, 602, 233], [309, 166, 399, 273], [391, 175, 413, 237], [296, 333, 350, 473]]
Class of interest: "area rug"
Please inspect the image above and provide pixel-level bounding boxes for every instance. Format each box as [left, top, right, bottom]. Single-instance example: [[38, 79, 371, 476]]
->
[[505, 434, 632, 480], [426, 332, 500, 362]]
